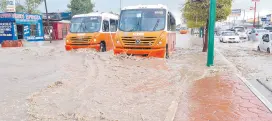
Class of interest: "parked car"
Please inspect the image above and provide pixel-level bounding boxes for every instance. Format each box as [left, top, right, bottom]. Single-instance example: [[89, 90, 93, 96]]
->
[[257, 33, 272, 53], [248, 29, 269, 41], [232, 26, 246, 33], [238, 32, 248, 41], [219, 31, 240, 43], [230, 26, 248, 41]]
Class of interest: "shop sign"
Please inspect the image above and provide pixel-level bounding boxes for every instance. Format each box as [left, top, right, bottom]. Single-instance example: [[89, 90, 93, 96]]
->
[[6, 0, 16, 12], [0, 23, 12, 37], [0, 13, 41, 20]]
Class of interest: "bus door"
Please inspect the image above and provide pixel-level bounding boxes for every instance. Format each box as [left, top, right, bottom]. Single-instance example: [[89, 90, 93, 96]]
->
[[109, 19, 118, 49], [167, 12, 176, 52], [102, 20, 110, 50]]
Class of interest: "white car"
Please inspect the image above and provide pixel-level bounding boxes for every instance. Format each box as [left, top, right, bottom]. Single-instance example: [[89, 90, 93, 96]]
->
[[248, 29, 269, 41], [231, 26, 248, 41], [238, 32, 248, 41], [219, 31, 240, 43], [258, 33, 272, 53]]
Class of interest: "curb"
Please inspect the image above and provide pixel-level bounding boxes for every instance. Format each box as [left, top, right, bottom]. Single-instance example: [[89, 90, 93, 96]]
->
[[164, 100, 179, 121], [163, 69, 209, 121], [215, 48, 272, 112], [256, 79, 272, 93]]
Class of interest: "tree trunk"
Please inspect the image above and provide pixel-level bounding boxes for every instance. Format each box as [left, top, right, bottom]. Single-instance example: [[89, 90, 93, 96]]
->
[[202, 19, 209, 52]]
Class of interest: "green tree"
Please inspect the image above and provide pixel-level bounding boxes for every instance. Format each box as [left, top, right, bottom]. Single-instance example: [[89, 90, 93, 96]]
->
[[0, 0, 7, 12], [182, 0, 232, 51], [25, 0, 43, 14], [16, 4, 26, 13], [67, 0, 95, 16], [0, 0, 42, 14]]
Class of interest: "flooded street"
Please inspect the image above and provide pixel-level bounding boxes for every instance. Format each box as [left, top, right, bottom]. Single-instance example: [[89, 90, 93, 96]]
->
[[1, 34, 272, 121], [216, 39, 272, 104], [0, 34, 201, 121], [216, 40, 272, 81]]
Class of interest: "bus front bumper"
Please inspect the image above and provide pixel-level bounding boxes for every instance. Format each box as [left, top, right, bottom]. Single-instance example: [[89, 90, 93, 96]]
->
[[65, 44, 100, 51], [114, 48, 166, 58]]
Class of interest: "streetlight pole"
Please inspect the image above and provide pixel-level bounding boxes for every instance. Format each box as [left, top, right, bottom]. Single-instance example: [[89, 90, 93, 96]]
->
[[207, 0, 216, 67], [243, 9, 246, 24], [258, 12, 260, 28], [253, 2, 257, 28], [120, 0, 122, 12], [44, 0, 51, 43]]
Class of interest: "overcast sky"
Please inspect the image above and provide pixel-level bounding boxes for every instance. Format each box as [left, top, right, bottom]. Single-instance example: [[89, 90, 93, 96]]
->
[[32, 0, 272, 23]]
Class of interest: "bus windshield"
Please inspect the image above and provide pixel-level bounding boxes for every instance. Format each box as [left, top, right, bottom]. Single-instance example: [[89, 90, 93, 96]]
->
[[70, 16, 101, 33], [119, 9, 166, 32]]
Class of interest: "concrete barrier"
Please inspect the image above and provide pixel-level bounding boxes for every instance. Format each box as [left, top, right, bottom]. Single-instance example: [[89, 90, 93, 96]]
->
[[1, 40, 23, 47]]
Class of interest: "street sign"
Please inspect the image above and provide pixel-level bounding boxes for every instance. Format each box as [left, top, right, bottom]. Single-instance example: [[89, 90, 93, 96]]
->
[[261, 18, 267, 21], [6, 0, 16, 12], [252, 0, 260, 2], [231, 9, 241, 17], [250, 7, 255, 10], [266, 14, 271, 22]]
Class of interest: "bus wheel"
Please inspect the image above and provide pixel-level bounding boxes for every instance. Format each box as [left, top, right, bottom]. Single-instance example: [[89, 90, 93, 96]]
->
[[267, 48, 271, 53], [257, 46, 260, 51], [100, 42, 106, 52], [165, 44, 169, 59]]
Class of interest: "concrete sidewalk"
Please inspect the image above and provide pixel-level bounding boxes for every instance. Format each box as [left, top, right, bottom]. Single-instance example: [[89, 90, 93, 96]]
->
[[171, 44, 272, 120], [174, 74, 272, 121]]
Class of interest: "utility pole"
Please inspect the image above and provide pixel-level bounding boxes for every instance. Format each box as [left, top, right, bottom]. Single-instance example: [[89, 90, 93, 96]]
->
[[120, 0, 122, 12], [207, 0, 216, 67], [253, 2, 257, 28], [44, 0, 51, 43], [258, 12, 260, 28], [243, 9, 246, 24]]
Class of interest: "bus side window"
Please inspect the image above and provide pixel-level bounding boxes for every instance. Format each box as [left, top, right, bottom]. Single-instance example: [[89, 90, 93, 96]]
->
[[110, 19, 117, 32], [167, 13, 176, 31], [167, 13, 171, 31], [103, 20, 109, 32], [170, 15, 176, 31], [116, 20, 119, 29]]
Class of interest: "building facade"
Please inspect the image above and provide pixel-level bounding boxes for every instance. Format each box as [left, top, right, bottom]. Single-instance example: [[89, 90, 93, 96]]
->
[[0, 12, 44, 43]]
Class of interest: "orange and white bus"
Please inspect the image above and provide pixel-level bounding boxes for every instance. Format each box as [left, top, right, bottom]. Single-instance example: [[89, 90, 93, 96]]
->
[[113, 4, 176, 58], [65, 12, 118, 52]]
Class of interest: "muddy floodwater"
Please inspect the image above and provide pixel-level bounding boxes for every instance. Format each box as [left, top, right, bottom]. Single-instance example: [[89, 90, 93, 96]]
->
[[2, 35, 270, 121], [0, 34, 207, 121], [0, 44, 206, 121]]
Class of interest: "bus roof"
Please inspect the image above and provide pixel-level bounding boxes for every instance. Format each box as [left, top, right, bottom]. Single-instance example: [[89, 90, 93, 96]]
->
[[73, 12, 119, 19], [122, 4, 168, 10]]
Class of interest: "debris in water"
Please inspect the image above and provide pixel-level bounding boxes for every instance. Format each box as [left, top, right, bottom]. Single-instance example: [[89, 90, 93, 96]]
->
[[47, 81, 63, 88]]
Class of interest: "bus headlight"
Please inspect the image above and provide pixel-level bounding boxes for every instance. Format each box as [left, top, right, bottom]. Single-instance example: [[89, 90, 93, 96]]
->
[[115, 38, 122, 47], [158, 41, 162, 45], [117, 39, 120, 44], [65, 38, 70, 43], [157, 34, 166, 45]]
